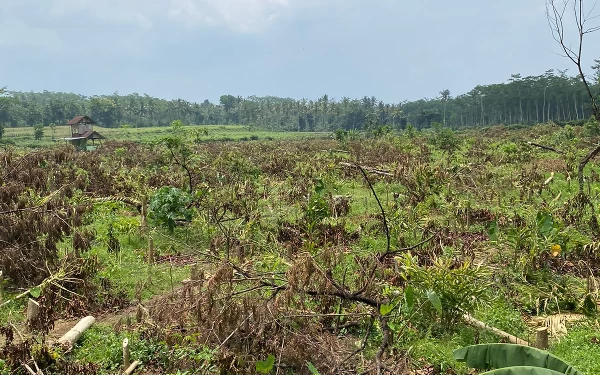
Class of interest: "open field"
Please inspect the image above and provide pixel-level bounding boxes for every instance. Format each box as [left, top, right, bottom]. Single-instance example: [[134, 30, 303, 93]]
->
[[2, 124, 329, 148], [1, 123, 600, 374]]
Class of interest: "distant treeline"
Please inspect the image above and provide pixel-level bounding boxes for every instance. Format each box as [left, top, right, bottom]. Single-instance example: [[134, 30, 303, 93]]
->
[[1, 67, 599, 131]]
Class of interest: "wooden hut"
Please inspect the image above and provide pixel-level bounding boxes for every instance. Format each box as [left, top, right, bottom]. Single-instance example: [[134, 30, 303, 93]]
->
[[64, 116, 105, 150]]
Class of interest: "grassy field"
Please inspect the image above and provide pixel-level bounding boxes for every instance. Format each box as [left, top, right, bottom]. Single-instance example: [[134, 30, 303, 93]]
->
[[2, 124, 329, 148], [1, 124, 600, 374]]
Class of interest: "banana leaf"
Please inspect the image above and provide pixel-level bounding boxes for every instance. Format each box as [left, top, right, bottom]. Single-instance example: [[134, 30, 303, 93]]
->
[[453, 344, 584, 375], [481, 366, 567, 375]]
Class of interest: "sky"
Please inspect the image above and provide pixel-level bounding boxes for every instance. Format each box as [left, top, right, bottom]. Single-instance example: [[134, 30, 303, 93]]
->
[[1, 0, 599, 103]]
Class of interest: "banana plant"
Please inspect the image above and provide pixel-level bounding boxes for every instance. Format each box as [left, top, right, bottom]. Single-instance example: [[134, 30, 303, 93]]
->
[[453, 344, 584, 375], [481, 367, 568, 375]]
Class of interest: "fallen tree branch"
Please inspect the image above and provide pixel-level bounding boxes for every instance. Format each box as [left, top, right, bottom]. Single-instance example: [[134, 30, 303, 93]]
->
[[0, 187, 65, 215], [337, 316, 374, 371], [375, 316, 391, 375], [340, 162, 393, 177], [0, 269, 67, 309], [463, 314, 529, 346], [578, 144, 600, 194], [526, 141, 566, 155]]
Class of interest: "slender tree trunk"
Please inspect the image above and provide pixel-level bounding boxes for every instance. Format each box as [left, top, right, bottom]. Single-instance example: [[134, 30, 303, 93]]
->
[[519, 95, 524, 123], [480, 97, 484, 126], [543, 88, 547, 122]]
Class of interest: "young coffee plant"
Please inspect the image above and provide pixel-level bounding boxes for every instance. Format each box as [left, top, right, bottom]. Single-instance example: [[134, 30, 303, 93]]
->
[[149, 186, 194, 233]]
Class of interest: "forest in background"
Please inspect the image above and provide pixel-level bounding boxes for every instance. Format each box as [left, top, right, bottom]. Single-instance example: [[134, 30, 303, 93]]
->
[[1, 64, 599, 133]]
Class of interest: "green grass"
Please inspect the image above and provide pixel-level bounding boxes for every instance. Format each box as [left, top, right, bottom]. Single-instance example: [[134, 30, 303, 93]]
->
[[2, 124, 329, 148], [473, 296, 528, 338], [0, 296, 26, 326], [80, 203, 194, 301], [549, 322, 600, 374], [70, 324, 218, 374]]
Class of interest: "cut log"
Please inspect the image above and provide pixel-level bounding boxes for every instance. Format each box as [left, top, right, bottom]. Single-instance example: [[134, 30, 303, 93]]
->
[[57, 316, 95, 348], [124, 360, 140, 375], [463, 314, 529, 346]]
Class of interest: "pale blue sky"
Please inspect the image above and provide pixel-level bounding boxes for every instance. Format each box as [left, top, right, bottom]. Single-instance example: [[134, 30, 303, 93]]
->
[[0, 0, 598, 102]]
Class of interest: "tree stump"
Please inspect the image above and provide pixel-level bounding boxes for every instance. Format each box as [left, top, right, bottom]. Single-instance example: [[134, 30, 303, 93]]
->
[[536, 327, 549, 349], [27, 298, 40, 329], [123, 338, 130, 370]]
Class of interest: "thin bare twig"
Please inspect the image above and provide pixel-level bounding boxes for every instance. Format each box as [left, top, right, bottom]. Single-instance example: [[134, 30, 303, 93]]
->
[[546, 0, 600, 194]]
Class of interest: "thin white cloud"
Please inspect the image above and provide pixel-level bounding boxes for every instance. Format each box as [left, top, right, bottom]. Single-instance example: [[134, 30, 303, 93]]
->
[[168, 0, 292, 33], [48, 0, 156, 29], [0, 0, 319, 37]]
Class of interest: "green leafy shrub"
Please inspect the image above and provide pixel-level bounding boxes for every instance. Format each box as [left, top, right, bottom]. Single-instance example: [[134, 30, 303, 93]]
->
[[398, 253, 492, 330], [303, 179, 330, 225], [333, 129, 348, 142], [429, 122, 461, 153], [583, 117, 600, 137], [505, 211, 572, 273], [33, 123, 44, 140], [149, 186, 194, 233]]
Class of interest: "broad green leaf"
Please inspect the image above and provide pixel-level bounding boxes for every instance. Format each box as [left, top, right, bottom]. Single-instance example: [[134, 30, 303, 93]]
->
[[537, 212, 554, 237], [481, 367, 567, 375], [427, 290, 442, 316], [453, 344, 584, 375], [387, 321, 400, 333], [379, 303, 394, 316], [306, 361, 321, 375], [314, 178, 325, 195], [256, 354, 276, 374], [404, 285, 415, 312], [29, 286, 41, 299], [488, 221, 499, 242]]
